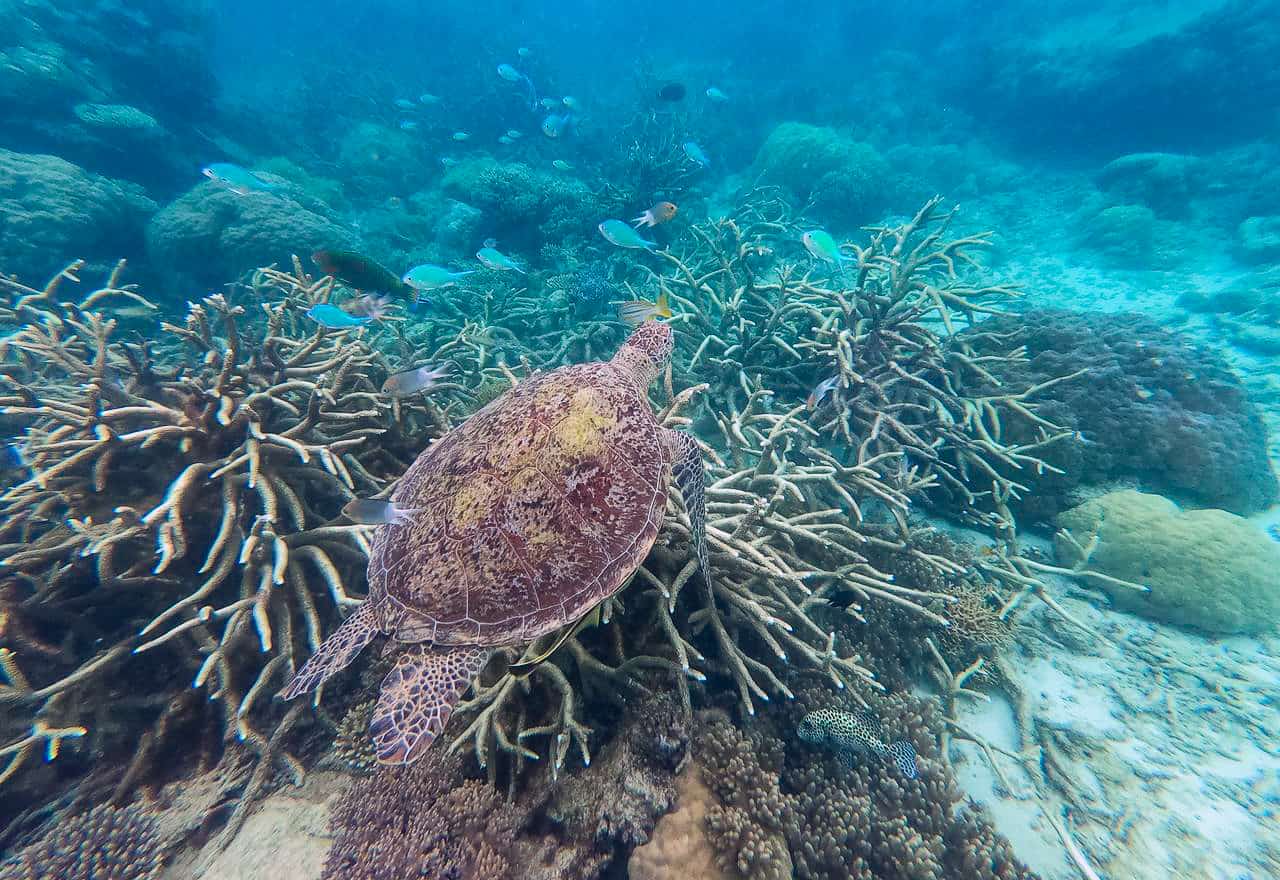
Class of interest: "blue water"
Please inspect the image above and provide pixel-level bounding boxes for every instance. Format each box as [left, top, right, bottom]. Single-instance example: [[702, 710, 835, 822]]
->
[[1, 2, 1278, 879]]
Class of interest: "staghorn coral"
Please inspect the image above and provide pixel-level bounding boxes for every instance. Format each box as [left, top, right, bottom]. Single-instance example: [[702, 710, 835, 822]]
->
[[0, 260, 466, 833], [0, 802, 165, 880]]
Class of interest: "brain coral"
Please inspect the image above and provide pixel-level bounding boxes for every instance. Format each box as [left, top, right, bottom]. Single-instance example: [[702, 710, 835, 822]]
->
[[750, 122, 891, 227], [1055, 489, 1280, 635], [0, 148, 156, 282], [441, 158, 601, 251], [145, 180, 359, 289], [954, 309, 1278, 519]]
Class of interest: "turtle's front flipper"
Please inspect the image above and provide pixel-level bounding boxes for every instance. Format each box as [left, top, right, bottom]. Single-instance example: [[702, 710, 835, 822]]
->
[[663, 428, 710, 584], [277, 600, 379, 701], [370, 643, 492, 764]]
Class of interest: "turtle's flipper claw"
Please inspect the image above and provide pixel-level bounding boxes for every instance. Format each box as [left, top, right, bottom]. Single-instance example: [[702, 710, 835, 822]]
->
[[277, 600, 379, 701], [371, 643, 492, 764]]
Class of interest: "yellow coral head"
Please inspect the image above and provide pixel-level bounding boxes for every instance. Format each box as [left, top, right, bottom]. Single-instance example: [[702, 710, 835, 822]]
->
[[613, 319, 673, 386]]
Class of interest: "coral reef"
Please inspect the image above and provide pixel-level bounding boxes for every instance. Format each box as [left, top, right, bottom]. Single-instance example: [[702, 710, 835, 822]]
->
[[750, 123, 891, 226], [1055, 489, 1280, 635], [323, 691, 687, 880], [0, 802, 165, 880], [955, 308, 1278, 518], [0, 261, 468, 834], [0, 149, 156, 282], [1095, 152, 1204, 219], [145, 182, 360, 290], [695, 693, 1038, 880]]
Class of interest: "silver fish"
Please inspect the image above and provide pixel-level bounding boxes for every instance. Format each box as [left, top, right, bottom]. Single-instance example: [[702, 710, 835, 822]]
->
[[342, 498, 423, 525], [381, 363, 451, 397], [807, 374, 841, 410]]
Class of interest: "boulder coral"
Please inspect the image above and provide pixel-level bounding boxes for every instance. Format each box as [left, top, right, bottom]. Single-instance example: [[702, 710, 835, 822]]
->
[[750, 122, 891, 227], [0, 149, 156, 282], [1055, 490, 1280, 636], [145, 181, 359, 290], [441, 158, 599, 252], [955, 309, 1278, 519]]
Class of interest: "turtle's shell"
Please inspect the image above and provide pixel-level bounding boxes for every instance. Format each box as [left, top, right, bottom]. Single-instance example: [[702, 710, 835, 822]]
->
[[367, 361, 669, 646]]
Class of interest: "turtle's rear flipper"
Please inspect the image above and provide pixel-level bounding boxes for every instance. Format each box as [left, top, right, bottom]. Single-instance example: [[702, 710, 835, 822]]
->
[[277, 600, 379, 701], [664, 429, 709, 583], [371, 643, 492, 764]]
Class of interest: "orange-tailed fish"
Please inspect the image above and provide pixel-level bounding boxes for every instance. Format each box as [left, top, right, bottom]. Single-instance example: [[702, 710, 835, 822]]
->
[[807, 374, 841, 410], [618, 291, 672, 326], [632, 201, 678, 228], [381, 363, 452, 397], [342, 498, 423, 525]]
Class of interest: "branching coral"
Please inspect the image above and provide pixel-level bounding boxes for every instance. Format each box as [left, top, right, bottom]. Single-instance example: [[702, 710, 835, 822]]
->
[[0, 260, 466, 831]]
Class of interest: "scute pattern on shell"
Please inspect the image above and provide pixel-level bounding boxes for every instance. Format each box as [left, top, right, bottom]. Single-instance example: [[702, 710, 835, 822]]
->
[[368, 361, 668, 646]]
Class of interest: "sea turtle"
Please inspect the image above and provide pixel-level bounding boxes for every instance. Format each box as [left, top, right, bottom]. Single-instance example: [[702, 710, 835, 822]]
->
[[279, 320, 708, 764]]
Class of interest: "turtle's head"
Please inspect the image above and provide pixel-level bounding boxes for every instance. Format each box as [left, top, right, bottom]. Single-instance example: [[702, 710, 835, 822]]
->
[[612, 320, 673, 386]]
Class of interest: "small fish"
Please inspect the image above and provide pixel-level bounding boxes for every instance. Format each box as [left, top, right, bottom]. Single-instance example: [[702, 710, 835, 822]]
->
[[705, 86, 729, 101], [551, 159, 573, 171], [682, 141, 710, 168], [452, 131, 470, 141], [496, 63, 523, 82], [498, 135, 515, 145], [482, 238, 498, 248], [399, 119, 419, 131], [393, 98, 416, 110], [807, 374, 840, 410], [114, 304, 158, 319], [402, 264, 474, 292], [201, 162, 274, 195], [801, 230, 849, 265], [797, 708, 918, 780], [618, 291, 672, 326], [418, 92, 441, 105], [381, 363, 452, 397], [657, 82, 686, 102], [1267, 523, 1280, 543], [313, 250, 411, 297], [1, 441, 28, 471], [476, 246, 525, 273], [517, 47, 531, 58], [561, 95, 580, 110], [632, 201, 678, 228], [348, 294, 394, 320], [599, 219, 657, 250], [541, 112, 572, 139], [342, 498, 423, 525], [306, 303, 373, 329], [540, 97, 560, 110], [440, 157, 459, 168], [505, 129, 523, 139]]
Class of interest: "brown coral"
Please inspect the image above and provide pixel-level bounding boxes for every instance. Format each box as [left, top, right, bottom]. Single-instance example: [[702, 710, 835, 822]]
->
[[0, 803, 164, 880]]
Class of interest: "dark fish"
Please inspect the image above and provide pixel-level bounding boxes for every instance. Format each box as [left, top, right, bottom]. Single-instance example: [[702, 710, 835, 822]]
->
[[313, 250, 411, 298], [657, 82, 686, 102], [797, 707, 919, 779]]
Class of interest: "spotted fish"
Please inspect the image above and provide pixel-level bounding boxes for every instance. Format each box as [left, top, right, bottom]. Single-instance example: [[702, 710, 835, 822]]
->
[[797, 707, 918, 779]]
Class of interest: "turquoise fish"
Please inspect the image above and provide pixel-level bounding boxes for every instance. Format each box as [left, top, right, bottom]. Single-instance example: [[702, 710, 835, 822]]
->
[[599, 219, 657, 250], [306, 303, 372, 329], [201, 163, 274, 195], [476, 247, 525, 274], [683, 141, 710, 167], [802, 229, 850, 265], [797, 708, 918, 779], [403, 264, 473, 291]]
